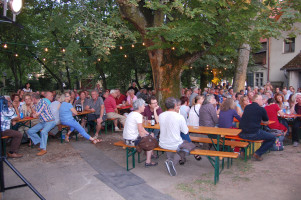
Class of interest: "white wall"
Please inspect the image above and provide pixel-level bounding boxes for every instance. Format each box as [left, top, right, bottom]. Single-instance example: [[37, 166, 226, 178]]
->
[[288, 71, 299, 90], [268, 23, 301, 87]]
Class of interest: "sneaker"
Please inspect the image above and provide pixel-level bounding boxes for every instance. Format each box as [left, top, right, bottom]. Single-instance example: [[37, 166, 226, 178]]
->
[[293, 141, 299, 147], [165, 160, 177, 176]]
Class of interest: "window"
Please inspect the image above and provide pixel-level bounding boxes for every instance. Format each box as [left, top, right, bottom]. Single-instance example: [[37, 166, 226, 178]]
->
[[255, 72, 264, 87], [284, 38, 295, 53], [247, 72, 254, 87]]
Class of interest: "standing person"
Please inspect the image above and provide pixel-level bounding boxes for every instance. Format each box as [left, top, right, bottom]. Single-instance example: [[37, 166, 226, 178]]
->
[[187, 95, 204, 126], [292, 93, 301, 147], [59, 93, 101, 144], [127, 82, 139, 95], [239, 94, 276, 161], [103, 90, 126, 132], [84, 90, 105, 139], [23, 82, 32, 93], [1, 96, 23, 158], [27, 92, 56, 156], [159, 97, 196, 176], [123, 99, 158, 167], [189, 87, 199, 107]]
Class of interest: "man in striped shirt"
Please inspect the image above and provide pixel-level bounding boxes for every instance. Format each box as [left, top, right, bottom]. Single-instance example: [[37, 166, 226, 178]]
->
[[27, 92, 56, 156]]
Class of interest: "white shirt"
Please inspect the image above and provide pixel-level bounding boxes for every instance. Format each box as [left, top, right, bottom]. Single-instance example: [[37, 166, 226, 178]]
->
[[187, 104, 201, 126], [123, 111, 142, 140], [50, 101, 61, 125], [159, 111, 189, 150]]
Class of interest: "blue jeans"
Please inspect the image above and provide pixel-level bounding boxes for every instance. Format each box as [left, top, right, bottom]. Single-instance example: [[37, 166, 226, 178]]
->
[[61, 118, 91, 140], [180, 132, 191, 143], [239, 129, 276, 156], [27, 120, 56, 150]]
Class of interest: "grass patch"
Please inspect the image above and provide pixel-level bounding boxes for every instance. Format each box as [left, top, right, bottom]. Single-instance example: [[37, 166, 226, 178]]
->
[[176, 183, 195, 195], [232, 175, 250, 182], [195, 179, 215, 185]]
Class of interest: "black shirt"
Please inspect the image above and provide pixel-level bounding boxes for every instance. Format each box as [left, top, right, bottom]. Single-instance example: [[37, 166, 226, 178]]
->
[[239, 102, 269, 134]]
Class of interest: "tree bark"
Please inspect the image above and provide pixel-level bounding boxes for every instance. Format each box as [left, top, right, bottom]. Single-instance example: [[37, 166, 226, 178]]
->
[[233, 43, 250, 92], [117, 0, 201, 106]]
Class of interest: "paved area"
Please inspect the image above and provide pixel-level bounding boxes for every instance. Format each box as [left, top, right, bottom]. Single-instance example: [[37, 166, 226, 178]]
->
[[1, 139, 172, 200]]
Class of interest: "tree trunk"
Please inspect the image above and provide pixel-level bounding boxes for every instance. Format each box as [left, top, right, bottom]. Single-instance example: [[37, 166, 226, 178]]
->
[[233, 43, 250, 92], [65, 64, 72, 89]]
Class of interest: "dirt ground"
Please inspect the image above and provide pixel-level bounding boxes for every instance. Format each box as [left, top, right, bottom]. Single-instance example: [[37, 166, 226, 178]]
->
[[4, 132, 301, 200]]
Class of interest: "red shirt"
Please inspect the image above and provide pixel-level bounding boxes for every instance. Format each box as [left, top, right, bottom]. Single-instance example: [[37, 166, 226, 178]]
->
[[264, 104, 287, 131], [104, 95, 116, 113], [115, 94, 126, 105]]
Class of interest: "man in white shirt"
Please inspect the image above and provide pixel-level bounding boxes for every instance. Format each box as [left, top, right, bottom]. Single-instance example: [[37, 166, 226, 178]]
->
[[159, 97, 195, 176]]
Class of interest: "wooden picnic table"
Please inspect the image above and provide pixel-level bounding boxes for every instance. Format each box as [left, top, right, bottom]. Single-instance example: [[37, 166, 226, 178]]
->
[[117, 105, 132, 114], [233, 117, 275, 125], [77, 110, 94, 116], [282, 113, 301, 118], [143, 123, 241, 151]]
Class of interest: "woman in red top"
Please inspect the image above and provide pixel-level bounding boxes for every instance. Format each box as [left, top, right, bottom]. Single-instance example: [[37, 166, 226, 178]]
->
[[264, 98, 287, 134]]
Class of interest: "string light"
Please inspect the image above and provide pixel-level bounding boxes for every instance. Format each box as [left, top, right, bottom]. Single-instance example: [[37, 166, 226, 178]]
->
[[120, 46, 123, 50], [44, 48, 48, 52], [15, 54, 18, 57], [124, 55, 127, 58], [171, 47, 175, 50], [3, 44, 7, 48], [62, 48, 66, 53], [43, 58, 46, 61], [142, 42, 145, 46], [230, 60, 233, 64], [224, 68, 227, 70], [131, 44, 135, 48], [224, 58, 226, 61], [190, 66, 192, 69], [97, 58, 101, 62]]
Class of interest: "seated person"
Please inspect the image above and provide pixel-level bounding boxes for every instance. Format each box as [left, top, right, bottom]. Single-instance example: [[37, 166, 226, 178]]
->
[[126, 89, 137, 108], [179, 96, 190, 123], [292, 93, 301, 147], [239, 94, 276, 161], [104, 90, 126, 131], [142, 96, 163, 138], [18, 94, 39, 146], [264, 98, 287, 134], [219, 98, 241, 128], [115, 89, 126, 105], [1, 96, 23, 158], [74, 91, 89, 130], [159, 97, 197, 176], [84, 90, 105, 139], [59, 93, 101, 144], [123, 98, 157, 167], [187, 95, 204, 126], [49, 94, 62, 136]]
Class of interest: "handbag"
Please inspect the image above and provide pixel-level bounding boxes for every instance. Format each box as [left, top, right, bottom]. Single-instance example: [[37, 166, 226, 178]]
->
[[136, 134, 158, 153]]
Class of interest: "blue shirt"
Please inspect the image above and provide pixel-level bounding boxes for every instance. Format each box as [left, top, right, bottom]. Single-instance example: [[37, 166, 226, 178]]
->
[[218, 109, 241, 128], [59, 102, 74, 123]]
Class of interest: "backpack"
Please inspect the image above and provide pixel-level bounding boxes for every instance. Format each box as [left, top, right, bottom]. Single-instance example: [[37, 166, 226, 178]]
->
[[269, 129, 284, 151]]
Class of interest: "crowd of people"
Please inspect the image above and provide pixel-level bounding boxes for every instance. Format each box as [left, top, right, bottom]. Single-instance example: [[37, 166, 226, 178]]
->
[[1, 81, 301, 177]]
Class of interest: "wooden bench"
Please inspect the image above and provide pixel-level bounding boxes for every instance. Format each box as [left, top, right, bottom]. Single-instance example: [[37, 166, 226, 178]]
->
[[225, 135, 264, 160], [90, 118, 117, 135], [58, 124, 78, 143], [190, 136, 249, 162], [114, 141, 238, 185]]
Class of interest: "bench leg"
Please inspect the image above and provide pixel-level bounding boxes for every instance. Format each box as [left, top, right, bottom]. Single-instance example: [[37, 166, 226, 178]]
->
[[214, 156, 220, 185], [126, 147, 136, 171]]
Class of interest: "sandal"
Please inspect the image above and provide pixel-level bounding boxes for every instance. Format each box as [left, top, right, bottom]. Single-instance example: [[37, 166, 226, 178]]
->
[[91, 138, 102, 144], [194, 155, 202, 161], [145, 162, 158, 167], [65, 134, 70, 143], [179, 158, 186, 165]]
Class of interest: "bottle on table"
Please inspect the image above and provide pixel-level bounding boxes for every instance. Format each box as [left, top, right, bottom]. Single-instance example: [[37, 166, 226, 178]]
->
[[151, 115, 155, 126]]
